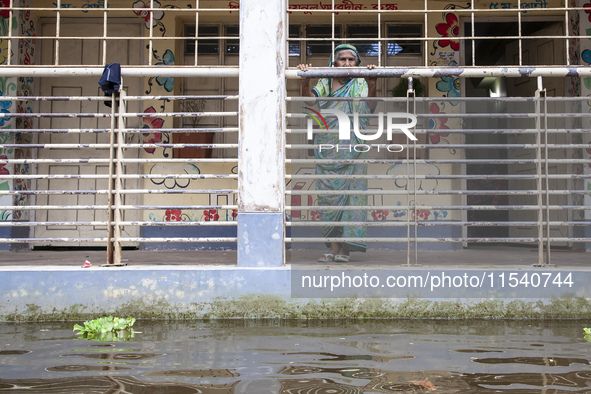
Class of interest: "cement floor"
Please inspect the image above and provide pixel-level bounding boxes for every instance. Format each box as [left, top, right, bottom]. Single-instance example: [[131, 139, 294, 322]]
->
[[0, 245, 588, 269]]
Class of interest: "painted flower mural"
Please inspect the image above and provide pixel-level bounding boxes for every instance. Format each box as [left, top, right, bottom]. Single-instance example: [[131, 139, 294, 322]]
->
[[133, 0, 164, 28], [435, 13, 459, 51], [436, 77, 460, 100], [141, 106, 164, 154], [155, 49, 174, 92], [204, 209, 220, 221], [428, 103, 449, 144], [585, 2, 591, 22], [0, 156, 8, 175], [0, 39, 9, 65], [165, 209, 183, 221], [0, 100, 10, 126], [0, 0, 9, 19], [371, 210, 389, 221]]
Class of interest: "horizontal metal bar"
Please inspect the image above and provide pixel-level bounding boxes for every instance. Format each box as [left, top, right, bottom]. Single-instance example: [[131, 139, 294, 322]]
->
[[286, 237, 591, 243], [286, 66, 591, 79], [287, 144, 591, 149], [117, 238, 237, 243], [121, 111, 238, 118], [119, 205, 238, 210], [0, 205, 238, 210], [0, 158, 239, 165], [285, 205, 591, 211], [287, 221, 591, 227], [285, 66, 591, 79], [0, 174, 237, 180], [287, 190, 591, 196], [0, 189, 237, 195], [0, 222, 108, 227], [286, 174, 591, 180], [1, 66, 589, 79], [286, 159, 591, 165], [119, 222, 237, 226], [0, 67, 239, 78]]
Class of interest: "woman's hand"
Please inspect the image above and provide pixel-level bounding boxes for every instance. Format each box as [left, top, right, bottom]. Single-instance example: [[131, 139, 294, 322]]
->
[[297, 63, 314, 97], [297, 63, 312, 72]]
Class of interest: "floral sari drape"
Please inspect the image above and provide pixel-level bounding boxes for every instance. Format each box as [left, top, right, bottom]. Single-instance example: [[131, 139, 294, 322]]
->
[[312, 77, 371, 252]]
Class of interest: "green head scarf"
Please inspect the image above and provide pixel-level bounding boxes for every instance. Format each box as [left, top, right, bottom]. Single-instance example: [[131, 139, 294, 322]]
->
[[329, 44, 361, 67]]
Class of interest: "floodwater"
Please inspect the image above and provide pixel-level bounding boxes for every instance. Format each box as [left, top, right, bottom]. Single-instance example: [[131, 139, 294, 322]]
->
[[0, 320, 590, 393]]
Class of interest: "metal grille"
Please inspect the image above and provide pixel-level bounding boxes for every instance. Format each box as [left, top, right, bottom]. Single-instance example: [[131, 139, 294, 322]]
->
[[0, 1, 590, 266], [0, 92, 239, 262], [285, 90, 591, 266]]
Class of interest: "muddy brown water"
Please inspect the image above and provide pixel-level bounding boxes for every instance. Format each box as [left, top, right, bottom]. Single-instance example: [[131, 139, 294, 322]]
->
[[0, 320, 590, 393]]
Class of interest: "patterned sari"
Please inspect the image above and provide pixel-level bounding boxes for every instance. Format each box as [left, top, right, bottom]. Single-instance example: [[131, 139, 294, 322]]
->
[[312, 77, 371, 252]]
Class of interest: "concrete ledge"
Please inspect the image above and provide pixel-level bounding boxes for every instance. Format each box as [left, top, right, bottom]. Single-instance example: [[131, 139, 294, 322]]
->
[[1, 265, 590, 321]]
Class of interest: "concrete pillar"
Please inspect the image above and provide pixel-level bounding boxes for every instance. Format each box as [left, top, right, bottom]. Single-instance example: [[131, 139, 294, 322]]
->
[[237, 0, 287, 267]]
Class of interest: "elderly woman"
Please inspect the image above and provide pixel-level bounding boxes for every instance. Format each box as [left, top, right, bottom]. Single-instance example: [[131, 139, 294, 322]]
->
[[298, 44, 377, 263]]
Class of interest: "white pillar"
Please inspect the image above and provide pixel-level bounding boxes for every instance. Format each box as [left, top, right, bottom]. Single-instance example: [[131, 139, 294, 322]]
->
[[237, 0, 287, 267]]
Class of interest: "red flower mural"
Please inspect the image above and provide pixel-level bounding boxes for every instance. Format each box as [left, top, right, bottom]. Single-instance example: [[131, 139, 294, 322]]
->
[[0, 0, 10, 19], [436, 13, 459, 51], [165, 209, 182, 221], [371, 210, 389, 221], [310, 210, 320, 221], [413, 209, 431, 221], [204, 209, 220, 221], [0, 156, 8, 175], [428, 103, 449, 144], [133, 0, 164, 28], [141, 106, 164, 154], [585, 2, 591, 22]]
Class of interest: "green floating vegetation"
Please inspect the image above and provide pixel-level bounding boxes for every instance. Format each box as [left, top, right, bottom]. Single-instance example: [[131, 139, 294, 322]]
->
[[73, 316, 136, 342], [585, 328, 591, 342]]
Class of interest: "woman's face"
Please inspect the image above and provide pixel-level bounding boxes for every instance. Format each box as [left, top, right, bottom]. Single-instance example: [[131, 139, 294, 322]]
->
[[333, 49, 357, 67]]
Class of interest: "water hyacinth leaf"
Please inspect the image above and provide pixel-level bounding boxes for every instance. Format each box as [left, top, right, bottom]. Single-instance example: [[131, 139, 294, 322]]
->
[[73, 316, 136, 342]]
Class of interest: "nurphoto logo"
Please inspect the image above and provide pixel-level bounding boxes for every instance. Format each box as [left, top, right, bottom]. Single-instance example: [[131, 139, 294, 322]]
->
[[304, 108, 418, 153]]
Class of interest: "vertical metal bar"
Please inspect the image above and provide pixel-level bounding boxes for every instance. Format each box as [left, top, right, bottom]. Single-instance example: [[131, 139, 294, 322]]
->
[[423, 0, 428, 67], [102, 0, 108, 66], [404, 79, 411, 266], [148, 0, 154, 66], [7, 0, 12, 66], [377, 0, 381, 68], [113, 90, 126, 265], [470, 0, 475, 67], [331, 0, 335, 56], [409, 79, 419, 266], [517, 0, 522, 66], [106, 93, 117, 264], [541, 86, 552, 266], [564, 1, 570, 66], [55, 0, 61, 65], [534, 77, 544, 266], [194, 0, 199, 67]]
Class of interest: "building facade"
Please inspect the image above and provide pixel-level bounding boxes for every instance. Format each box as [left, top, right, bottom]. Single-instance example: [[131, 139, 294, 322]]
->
[[0, 0, 590, 267]]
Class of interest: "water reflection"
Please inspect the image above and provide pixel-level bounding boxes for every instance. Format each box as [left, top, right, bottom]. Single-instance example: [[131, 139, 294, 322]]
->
[[0, 320, 590, 393], [145, 369, 240, 378], [0, 376, 238, 393], [472, 356, 590, 366], [284, 352, 414, 362], [0, 350, 31, 355], [46, 364, 130, 372], [61, 352, 162, 361]]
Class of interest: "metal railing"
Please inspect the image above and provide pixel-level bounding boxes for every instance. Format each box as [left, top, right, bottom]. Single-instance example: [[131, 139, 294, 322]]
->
[[0, 92, 239, 264], [285, 80, 591, 267]]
